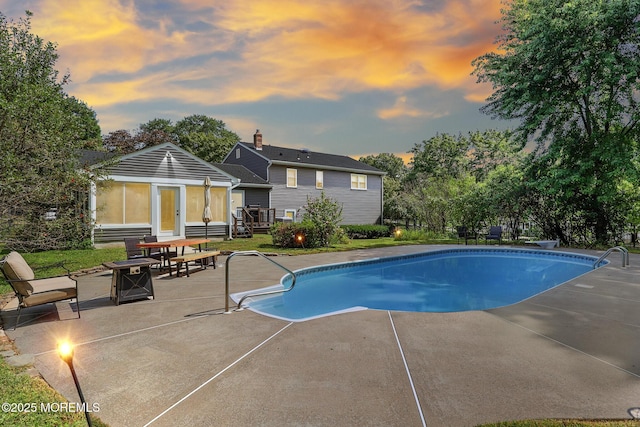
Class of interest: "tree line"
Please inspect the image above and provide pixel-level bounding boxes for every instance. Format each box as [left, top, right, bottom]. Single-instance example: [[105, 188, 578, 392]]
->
[[361, 129, 639, 247]]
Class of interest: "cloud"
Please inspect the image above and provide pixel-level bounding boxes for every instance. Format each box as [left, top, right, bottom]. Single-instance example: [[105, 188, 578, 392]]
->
[[4, 0, 503, 138], [377, 96, 448, 120]]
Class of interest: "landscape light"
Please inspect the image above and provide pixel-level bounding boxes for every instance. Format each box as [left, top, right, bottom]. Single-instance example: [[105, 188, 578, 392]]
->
[[57, 341, 92, 427]]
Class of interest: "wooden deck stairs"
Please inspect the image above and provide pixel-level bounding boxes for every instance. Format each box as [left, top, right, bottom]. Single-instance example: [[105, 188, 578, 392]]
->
[[232, 207, 275, 238]]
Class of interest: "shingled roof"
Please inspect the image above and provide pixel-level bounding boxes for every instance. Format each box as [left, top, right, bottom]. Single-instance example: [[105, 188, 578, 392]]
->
[[237, 142, 384, 175], [212, 163, 271, 187]]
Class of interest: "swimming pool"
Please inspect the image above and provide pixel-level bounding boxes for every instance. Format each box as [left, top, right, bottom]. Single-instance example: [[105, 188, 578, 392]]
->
[[231, 248, 603, 322]]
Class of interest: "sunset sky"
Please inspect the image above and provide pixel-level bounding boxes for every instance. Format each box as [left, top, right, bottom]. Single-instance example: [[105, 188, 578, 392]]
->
[[0, 0, 515, 162]]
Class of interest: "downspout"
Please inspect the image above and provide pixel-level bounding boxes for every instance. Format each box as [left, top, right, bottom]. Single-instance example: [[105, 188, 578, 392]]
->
[[90, 180, 97, 245], [229, 178, 241, 239], [380, 174, 384, 225]]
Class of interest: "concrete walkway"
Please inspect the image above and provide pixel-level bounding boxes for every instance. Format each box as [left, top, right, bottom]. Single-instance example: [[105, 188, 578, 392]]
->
[[2, 245, 639, 426]]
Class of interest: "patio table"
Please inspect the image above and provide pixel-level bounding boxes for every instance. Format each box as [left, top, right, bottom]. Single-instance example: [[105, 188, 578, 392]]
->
[[137, 238, 210, 276]]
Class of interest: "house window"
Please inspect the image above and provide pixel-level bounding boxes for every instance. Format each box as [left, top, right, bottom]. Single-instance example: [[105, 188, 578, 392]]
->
[[95, 182, 150, 224], [287, 168, 297, 188], [284, 209, 297, 221], [350, 174, 367, 190], [316, 171, 324, 189], [186, 185, 227, 223], [235, 148, 241, 159]]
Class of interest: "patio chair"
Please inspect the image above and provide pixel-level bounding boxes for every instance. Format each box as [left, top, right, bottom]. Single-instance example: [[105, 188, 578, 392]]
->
[[124, 237, 146, 260], [0, 251, 79, 330], [456, 226, 478, 245], [143, 235, 177, 268], [485, 226, 503, 244]]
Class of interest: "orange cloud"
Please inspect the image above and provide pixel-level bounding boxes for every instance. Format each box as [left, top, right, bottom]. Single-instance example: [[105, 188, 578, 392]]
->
[[377, 96, 449, 120], [22, 0, 503, 111]]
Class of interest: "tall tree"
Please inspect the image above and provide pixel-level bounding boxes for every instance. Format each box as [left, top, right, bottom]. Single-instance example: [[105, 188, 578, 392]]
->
[[409, 133, 470, 180], [358, 153, 406, 179], [0, 11, 100, 250], [359, 153, 407, 223], [173, 115, 240, 163], [473, 0, 640, 243]]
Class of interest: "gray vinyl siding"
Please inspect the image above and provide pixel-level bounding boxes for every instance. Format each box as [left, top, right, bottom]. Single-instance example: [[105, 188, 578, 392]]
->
[[244, 188, 270, 208], [93, 227, 152, 243], [269, 165, 382, 224], [185, 224, 228, 238], [224, 144, 270, 181]]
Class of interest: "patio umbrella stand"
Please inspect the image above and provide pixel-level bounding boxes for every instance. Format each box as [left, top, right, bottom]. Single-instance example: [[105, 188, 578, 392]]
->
[[203, 176, 212, 250]]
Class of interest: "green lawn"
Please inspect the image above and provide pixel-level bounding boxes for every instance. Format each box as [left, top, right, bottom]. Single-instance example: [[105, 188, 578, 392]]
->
[[0, 356, 107, 427]]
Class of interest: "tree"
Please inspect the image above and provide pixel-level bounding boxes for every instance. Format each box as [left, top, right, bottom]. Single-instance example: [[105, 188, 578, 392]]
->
[[473, 0, 640, 243], [409, 133, 469, 180], [483, 164, 527, 240], [139, 118, 176, 137], [173, 115, 240, 163], [359, 153, 406, 179], [302, 192, 344, 247], [102, 129, 136, 153], [0, 11, 100, 250], [102, 127, 171, 154], [403, 130, 521, 232], [63, 96, 102, 148], [359, 153, 407, 223]]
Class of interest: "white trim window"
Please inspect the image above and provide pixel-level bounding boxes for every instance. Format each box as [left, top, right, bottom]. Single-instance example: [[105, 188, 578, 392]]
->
[[287, 168, 298, 188], [350, 173, 367, 190], [316, 170, 324, 189]]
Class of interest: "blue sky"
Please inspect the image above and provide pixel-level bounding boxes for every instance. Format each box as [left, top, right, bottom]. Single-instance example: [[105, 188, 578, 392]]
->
[[1, 0, 515, 162]]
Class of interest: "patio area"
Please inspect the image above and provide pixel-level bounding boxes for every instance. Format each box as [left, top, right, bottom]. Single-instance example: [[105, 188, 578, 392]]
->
[[1, 245, 639, 426]]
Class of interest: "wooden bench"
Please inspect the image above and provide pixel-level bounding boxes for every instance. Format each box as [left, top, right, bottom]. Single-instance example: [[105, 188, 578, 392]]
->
[[170, 251, 220, 277]]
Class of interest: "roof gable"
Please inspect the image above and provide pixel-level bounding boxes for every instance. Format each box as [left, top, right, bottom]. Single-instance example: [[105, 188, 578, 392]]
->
[[92, 142, 236, 183], [212, 163, 271, 187]]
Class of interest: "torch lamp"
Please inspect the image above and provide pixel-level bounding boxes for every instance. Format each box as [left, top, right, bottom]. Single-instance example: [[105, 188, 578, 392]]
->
[[57, 341, 93, 427]]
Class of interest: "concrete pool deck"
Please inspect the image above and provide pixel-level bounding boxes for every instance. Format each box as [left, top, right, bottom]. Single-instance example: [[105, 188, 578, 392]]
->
[[1, 244, 639, 426]]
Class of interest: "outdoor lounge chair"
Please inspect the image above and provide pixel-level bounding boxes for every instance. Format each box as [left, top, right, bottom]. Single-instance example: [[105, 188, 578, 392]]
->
[[0, 251, 79, 330], [485, 226, 503, 244], [456, 226, 478, 245]]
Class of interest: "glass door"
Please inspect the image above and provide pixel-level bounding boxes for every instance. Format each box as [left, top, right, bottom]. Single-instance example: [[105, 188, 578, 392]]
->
[[159, 187, 180, 236], [231, 190, 244, 217]]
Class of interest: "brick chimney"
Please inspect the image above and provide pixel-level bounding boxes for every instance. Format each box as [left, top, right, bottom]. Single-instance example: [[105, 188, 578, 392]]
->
[[253, 129, 263, 150]]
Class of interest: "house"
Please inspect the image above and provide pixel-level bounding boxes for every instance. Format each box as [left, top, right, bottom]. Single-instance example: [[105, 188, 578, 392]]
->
[[222, 130, 385, 224], [85, 142, 238, 243]]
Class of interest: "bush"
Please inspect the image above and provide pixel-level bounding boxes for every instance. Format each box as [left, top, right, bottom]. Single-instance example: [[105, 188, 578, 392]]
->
[[341, 224, 391, 239], [393, 228, 444, 241], [271, 222, 324, 248], [302, 192, 343, 247]]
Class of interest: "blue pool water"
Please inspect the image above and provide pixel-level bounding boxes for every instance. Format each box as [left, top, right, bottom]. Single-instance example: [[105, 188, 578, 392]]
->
[[231, 248, 602, 322]]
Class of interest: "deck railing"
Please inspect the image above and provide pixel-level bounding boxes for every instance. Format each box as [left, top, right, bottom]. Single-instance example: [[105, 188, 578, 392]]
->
[[232, 207, 276, 238]]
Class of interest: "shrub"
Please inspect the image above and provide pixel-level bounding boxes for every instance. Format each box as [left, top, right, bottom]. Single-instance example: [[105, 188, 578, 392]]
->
[[302, 192, 343, 247], [271, 222, 323, 248], [393, 228, 444, 241], [341, 224, 391, 239]]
